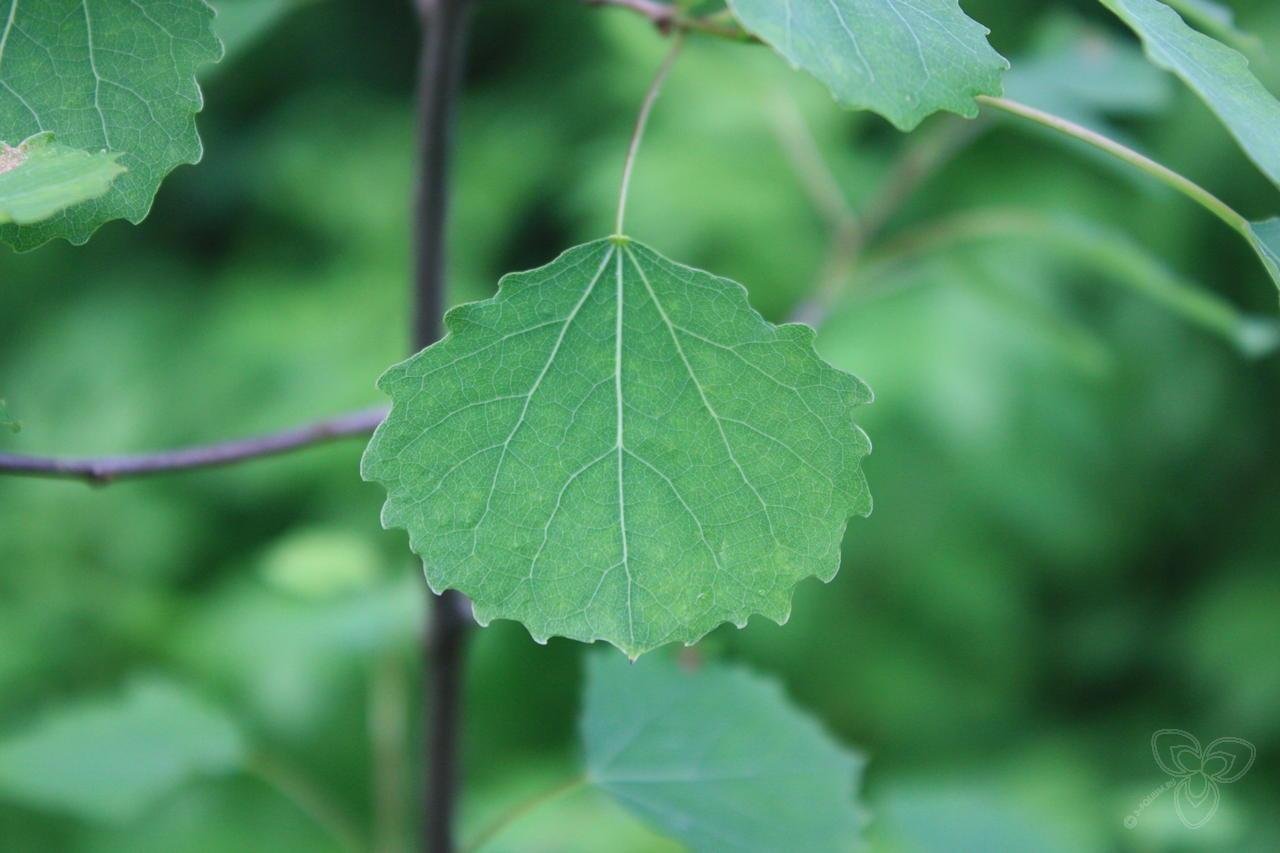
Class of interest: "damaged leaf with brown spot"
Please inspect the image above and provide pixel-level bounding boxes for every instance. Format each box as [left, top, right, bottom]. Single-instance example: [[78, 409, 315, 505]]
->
[[0, 134, 124, 227]]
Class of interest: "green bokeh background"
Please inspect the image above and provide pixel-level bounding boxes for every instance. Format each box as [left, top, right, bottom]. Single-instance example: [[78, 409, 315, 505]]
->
[[2, 0, 1279, 849]]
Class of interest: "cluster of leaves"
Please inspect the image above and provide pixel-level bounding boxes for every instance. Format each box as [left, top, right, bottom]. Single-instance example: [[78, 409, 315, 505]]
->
[[4, 0, 1280, 850], [365, 0, 1280, 663]]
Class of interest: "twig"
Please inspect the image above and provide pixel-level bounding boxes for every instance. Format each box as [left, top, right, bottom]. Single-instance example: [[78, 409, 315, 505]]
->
[[583, 0, 755, 40], [779, 110, 987, 326], [0, 406, 386, 485]]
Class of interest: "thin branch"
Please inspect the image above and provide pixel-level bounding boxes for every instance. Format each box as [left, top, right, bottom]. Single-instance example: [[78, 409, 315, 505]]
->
[[616, 33, 684, 235], [0, 406, 386, 485], [583, 0, 755, 40], [782, 111, 987, 326]]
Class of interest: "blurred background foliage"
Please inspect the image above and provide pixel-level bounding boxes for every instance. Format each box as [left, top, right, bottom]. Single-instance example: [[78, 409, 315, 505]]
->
[[2, 0, 1279, 850]]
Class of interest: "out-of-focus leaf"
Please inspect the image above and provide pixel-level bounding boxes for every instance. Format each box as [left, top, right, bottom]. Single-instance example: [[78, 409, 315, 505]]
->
[[581, 653, 865, 852], [0, 678, 244, 822], [0, 133, 124, 225], [463, 763, 681, 853], [363, 239, 872, 658], [1099, 0, 1280, 189], [260, 527, 381, 599], [0, 0, 223, 249], [1162, 0, 1260, 53], [1003, 16, 1173, 139], [878, 786, 1076, 853], [856, 209, 1280, 355], [725, 0, 1008, 131], [0, 398, 16, 432]]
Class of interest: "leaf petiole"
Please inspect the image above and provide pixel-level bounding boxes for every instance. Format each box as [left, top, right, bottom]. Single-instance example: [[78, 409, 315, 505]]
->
[[616, 33, 685, 236], [977, 95, 1251, 240]]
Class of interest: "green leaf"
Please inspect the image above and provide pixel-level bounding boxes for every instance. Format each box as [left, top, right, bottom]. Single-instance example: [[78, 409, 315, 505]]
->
[[581, 653, 865, 852], [0, 0, 223, 250], [0, 678, 244, 822], [363, 238, 872, 658], [1162, 0, 1260, 53], [1099, 0, 1280, 189], [260, 527, 383, 600], [724, 0, 1008, 131], [0, 397, 16, 432], [0, 132, 124, 225]]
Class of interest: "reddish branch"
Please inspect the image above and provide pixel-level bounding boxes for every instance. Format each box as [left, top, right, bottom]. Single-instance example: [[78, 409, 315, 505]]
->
[[0, 406, 387, 485], [583, 0, 755, 40]]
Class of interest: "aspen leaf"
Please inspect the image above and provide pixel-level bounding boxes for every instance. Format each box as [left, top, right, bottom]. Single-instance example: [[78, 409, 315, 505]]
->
[[363, 239, 872, 658], [725, 0, 1008, 130], [581, 653, 865, 852], [0, 0, 222, 249]]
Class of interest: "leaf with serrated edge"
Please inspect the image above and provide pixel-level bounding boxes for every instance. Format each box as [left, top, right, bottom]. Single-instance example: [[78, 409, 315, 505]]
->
[[363, 238, 872, 658], [0, 678, 243, 822], [0, 0, 223, 249], [0, 133, 124, 225], [581, 653, 865, 851], [725, 0, 1008, 131], [1099, 0, 1280, 189]]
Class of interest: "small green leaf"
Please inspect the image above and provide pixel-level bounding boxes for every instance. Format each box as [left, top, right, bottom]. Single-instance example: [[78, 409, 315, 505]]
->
[[725, 0, 1008, 130], [0, 678, 244, 822], [0, 0, 223, 249], [363, 239, 872, 658], [0, 133, 124, 225], [581, 653, 865, 852], [1099, 0, 1280, 189]]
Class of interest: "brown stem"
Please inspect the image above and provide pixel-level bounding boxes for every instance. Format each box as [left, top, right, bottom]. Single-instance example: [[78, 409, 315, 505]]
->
[[0, 406, 386, 484], [583, 0, 756, 40], [413, 1, 473, 852]]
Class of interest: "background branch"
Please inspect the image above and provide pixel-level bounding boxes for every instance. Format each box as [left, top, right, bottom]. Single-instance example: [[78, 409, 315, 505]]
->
[[0, 407, 386, 485], [413, 1, 474, 851]]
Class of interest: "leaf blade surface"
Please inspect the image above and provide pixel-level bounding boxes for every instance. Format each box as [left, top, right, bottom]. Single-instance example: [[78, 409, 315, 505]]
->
[[363, 239, 872, 658], [581, 653, 865, 852], [0, 0, 222, 248], [726, 0, 1008, 130]]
